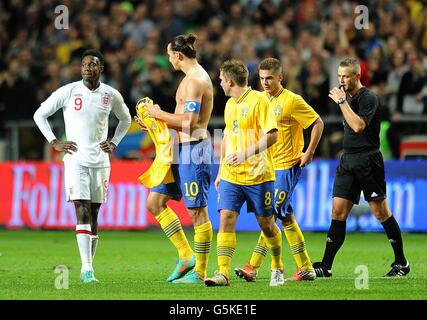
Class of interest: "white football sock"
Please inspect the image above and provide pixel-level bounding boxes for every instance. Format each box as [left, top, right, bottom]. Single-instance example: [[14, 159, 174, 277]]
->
[[75, 224, 93, 272], [91, 235, 99, 260]]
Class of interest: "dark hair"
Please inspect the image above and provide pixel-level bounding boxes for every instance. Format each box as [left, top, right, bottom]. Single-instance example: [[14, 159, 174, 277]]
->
[[82, 49, 104, 66], [259, 58, 282, 74], [170, 33, 197, 58], [220, 59, 248, 86]]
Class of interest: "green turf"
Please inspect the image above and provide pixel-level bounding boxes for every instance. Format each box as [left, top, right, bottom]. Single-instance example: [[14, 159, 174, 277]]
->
[[0, 230, 426, 300]]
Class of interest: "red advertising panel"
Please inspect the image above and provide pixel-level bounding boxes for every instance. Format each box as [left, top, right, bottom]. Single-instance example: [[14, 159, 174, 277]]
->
[[0, 161, 192, 229]]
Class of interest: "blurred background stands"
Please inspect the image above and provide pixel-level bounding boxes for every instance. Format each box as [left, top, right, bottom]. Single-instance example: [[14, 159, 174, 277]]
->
[[1, 0, 427, 161]]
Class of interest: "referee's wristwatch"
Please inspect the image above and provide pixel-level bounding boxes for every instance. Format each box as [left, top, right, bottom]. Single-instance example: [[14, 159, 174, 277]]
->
[[337, 97, 346, 105]]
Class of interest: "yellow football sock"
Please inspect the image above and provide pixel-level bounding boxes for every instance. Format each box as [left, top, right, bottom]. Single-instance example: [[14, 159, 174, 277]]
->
[[284, 220, 313, 270], [264, 228, 283, 270], [249, 231, 269, 273], [194, 221, 213, 278], [155, 206, 193, 260], [217, 232, 236, 278]]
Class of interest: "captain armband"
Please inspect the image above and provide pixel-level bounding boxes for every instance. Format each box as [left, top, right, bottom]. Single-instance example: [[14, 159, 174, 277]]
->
[[184, 100, 201, 113]]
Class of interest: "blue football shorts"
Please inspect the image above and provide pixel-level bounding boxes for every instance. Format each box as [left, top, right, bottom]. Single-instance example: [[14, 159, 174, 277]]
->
[[274, 164, 302, 220], [218, 179, 275, 217], [151, 139, 213, 208]]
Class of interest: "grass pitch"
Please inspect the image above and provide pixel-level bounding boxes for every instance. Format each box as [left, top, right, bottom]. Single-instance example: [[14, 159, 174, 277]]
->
[[0, 230, 426, 300]]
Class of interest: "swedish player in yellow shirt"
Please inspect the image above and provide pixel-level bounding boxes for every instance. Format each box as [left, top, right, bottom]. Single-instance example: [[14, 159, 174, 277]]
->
[[234, 58, 324, 282], [204, 60, 285, 287]]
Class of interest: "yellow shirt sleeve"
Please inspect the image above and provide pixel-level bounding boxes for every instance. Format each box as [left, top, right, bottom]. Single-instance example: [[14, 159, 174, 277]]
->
[[291, 95, 319, 129]]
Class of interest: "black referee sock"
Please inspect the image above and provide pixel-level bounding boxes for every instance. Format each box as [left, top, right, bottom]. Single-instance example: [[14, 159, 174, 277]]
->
[[321, 220, 347, 270], [381, 216, 406, 265]]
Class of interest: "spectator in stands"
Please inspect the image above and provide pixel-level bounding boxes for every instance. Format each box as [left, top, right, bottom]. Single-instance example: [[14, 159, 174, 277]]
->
[[132, 63, 176, 114], [385, 50, 407, 113], [0, 58, 37, 122], [301, 55, 330, 115], [397, 51, 426, 115], [122, 3, 155, 48], [156, 2, 184, 50]]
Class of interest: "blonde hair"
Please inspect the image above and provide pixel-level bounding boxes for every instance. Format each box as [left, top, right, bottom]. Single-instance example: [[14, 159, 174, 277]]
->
[[220, 60, 248, 86], [339, 58, 361, 74]]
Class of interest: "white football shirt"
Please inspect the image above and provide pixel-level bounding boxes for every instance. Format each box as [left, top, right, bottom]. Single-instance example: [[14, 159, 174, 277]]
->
[[34, 80, 131, 167]]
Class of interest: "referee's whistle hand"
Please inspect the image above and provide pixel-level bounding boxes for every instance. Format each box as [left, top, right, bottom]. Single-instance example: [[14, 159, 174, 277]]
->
[[329, 87, 346, 103]]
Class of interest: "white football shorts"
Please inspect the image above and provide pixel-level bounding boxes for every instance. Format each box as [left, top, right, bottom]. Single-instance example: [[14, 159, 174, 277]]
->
[[64, 161, 111, 203]]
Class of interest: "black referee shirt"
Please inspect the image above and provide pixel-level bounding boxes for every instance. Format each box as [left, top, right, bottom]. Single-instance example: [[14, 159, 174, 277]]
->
[[342, 87, 381, 154]]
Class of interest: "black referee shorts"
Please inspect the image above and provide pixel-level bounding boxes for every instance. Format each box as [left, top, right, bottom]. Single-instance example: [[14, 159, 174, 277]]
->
[[332, 150, 386, 204]]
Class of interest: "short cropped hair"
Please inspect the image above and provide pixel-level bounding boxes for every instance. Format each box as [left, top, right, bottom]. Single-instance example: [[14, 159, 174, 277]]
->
[[82, 49, 104, 66], [220, 59, 248, 86], [339, 58, 361, 74], [259, 58, 282, 74], [170, 33, 197, 59]]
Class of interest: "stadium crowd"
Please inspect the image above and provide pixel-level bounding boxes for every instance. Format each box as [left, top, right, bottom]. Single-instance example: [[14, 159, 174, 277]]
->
[[1, 0, 427, 160]]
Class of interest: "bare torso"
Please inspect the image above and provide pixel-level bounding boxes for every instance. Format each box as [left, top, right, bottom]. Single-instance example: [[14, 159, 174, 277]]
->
[[175, 64, 213, 143]]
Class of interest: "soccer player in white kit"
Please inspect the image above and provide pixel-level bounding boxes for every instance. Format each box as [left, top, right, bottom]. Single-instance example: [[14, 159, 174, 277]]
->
[[33, 49, 131, 283]]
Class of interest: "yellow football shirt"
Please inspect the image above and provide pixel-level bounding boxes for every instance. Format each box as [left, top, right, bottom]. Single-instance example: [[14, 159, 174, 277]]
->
[[265, 87, 319, 170], [135, 98, 175, 188], [220, 88, 277, 185]]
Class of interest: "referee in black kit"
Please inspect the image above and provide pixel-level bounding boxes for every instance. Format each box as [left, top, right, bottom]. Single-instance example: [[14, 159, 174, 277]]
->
[[313, 58, 410, 278]]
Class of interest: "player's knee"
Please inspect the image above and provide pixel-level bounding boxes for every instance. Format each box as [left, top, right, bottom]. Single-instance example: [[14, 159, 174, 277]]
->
[[260, 224, 276, 238], [74, 201, 91, 224], [146, 193, 168, 216], [221, 212, 235, 224], [370, 201, 391, 222], [219, 211, 237, 231], [146, 201, 161, 216], [280, 214, 295, 226], [258, 218, 276, 237], [373, 211, 389, 222], [331, 207, 347, 221], [188, 207, 209, 225]]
